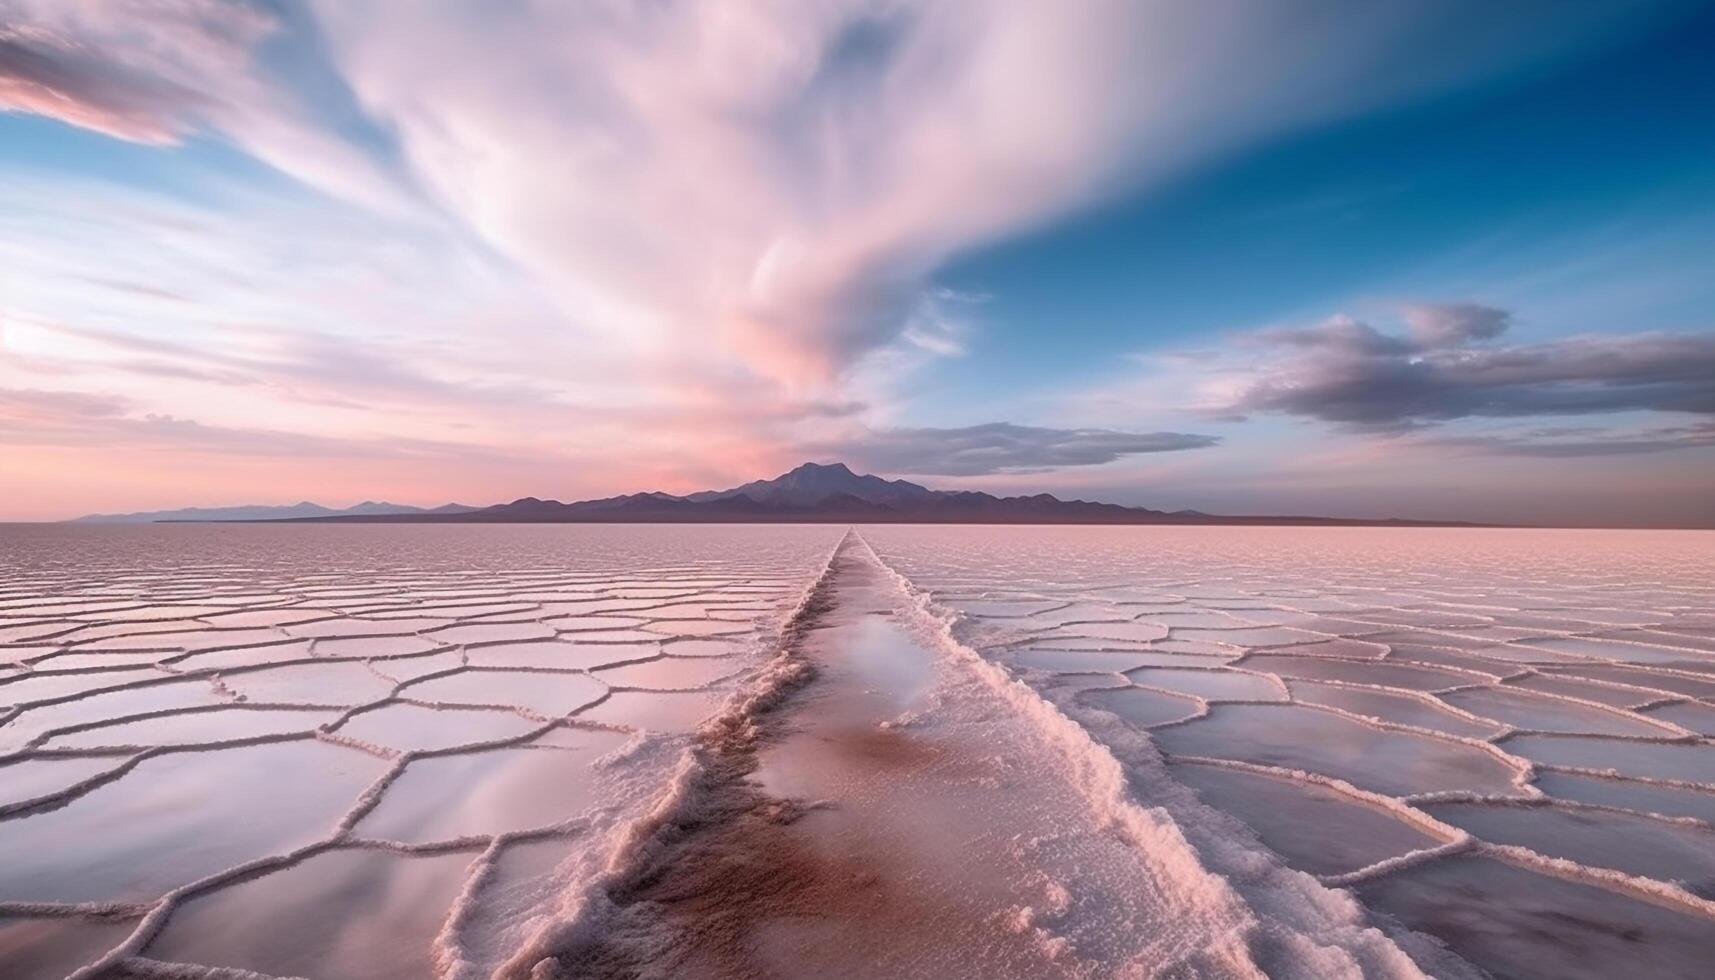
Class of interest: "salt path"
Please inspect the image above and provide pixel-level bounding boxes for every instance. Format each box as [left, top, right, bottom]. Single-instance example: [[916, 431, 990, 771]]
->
[[1, 522, 1713, 979]]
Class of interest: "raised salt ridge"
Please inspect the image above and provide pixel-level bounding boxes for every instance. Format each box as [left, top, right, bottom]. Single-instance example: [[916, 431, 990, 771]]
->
[[865, 524, 1715, 980], [0, 524, 839, 979], [3, 522, 1712, 978], [523, 533, 1426, 978]]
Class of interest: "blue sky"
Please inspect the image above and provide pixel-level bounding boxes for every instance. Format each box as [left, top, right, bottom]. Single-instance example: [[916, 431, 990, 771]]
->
[[934, 3, 1715, 396], [1, 1, 1712, 524]]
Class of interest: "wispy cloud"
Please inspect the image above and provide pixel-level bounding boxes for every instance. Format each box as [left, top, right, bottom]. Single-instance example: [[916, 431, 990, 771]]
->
[[0, 382, 507, 460], [10, 317, 562, 413], [810, 422, 1217, 476], [0, 0, 409, 209], [0, 1, 1675, 519], [0, 3, 249, 144], [311, 1, 1637, 385], [0, 385, 129, 418], [5, 0, 1638, 390], [1422, 421, 1715, 458]]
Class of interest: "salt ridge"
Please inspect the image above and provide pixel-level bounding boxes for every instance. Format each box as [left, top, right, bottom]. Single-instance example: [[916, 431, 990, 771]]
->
[[862, 524, 1715, 978], [1, 524, 838, 978], [860, 533, 1458, 980]]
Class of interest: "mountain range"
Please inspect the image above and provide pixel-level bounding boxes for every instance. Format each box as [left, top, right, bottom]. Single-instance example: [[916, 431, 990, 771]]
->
[[73, 501, 480, 524], [166, 462, 1470, 526], [72, 463, 1479, 526]]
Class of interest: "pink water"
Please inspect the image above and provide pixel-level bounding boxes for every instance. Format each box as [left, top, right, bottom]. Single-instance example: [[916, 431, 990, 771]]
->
[[3, 522, 1713, 979]]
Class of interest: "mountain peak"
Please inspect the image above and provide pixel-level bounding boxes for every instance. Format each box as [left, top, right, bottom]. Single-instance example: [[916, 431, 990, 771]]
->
[[684, 461, 933, 508], [100, 461, 1479, 527], [790, 461, 854, 475]]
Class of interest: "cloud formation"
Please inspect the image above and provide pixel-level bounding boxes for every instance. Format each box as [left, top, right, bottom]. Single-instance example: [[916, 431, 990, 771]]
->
[[0, 0, 408, 208], [309, 1, 1636, 385], [1403, 302, 1512, 348], [1224, 306, 1715, 427], [0, 2, 1677, 519], [814, 422, 1217, 476], [1425, 422, 1715, 458], [5, 1, 1637, 391], [0, 1, 255, 143], [0, 383, 503, 460], [0, 385, 128, 418]]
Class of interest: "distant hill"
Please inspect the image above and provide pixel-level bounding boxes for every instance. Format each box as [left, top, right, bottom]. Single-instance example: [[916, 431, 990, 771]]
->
[[282, 462, 1481, 527], [72, 501, 479, 523], [686, 463, 937, 508]]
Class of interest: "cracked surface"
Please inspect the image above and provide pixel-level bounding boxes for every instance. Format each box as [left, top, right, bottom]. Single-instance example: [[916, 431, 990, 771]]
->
[[0, 523, 841, 979], [865, 525, 1715, 979], [6, 522, 1714, 979]]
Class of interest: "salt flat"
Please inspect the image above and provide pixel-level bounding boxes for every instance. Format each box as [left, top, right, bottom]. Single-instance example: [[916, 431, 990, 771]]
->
[[3, 523, 1713, 979], [866, 524, 1715, 980], [0, 524, 840, 979]]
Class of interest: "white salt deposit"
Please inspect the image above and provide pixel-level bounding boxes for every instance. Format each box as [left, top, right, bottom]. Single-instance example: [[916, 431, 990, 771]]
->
[[3, 522, 1712, 979], [866, 524, 1715, 980], [0, 523, 839, 979]]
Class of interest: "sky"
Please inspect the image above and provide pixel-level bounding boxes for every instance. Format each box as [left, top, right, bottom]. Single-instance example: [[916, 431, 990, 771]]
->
[[2, 0, 1713, 526]]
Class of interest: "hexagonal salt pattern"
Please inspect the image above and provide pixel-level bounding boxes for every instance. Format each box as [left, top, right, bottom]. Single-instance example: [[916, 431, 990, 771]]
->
[[865, 525, 1715, 980], [0, 523, 841, 978]]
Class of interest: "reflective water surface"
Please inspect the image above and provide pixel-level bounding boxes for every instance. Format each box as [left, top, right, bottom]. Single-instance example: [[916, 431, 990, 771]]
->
[[867, 525, 1715, 980], [0, 523, 838, 978], [3, 523, 1712, 979]]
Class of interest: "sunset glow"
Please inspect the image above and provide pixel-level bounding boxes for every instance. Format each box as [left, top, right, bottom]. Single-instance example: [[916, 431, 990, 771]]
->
[[3, 1, 1712, 523]]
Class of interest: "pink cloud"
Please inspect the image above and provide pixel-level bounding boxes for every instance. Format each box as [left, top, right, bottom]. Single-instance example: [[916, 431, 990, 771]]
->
[[0, 2, 1658, 519]]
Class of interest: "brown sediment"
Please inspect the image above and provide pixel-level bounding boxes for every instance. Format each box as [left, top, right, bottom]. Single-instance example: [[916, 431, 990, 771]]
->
[[529, 538, 861, 978], [809, 721, 945, 769], [557, 778, 948, 979], [533, 535, 1066, 979]]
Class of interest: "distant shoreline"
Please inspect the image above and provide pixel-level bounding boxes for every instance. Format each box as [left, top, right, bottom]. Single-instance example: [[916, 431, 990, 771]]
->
[[58, 461, 1710, 529], [265, 512, 1492, 528], [17, 518, 1713, 530]]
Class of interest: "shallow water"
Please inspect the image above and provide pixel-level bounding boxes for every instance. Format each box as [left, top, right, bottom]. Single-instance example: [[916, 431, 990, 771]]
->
[[4, 522, 1713, 978], [575, 687, 729, 733], [0, 740, 386, 904], [399, 668, 609, 718], [1440, 685, 1678, 736], [1078, 684, 1202, 728], [1288, 679, 1504, 738], [1359, 854, 1713, 979], [44, 705, 344, 750], [0, 914, 139, 980], [592, 653, 745, 689], [561, 536, 1288, 978], [1126, 666, 1286, 701], [1153, 701, 1523, 795], [1535, 770, 1715, 823], [218, 660, 397, 705], [0, 522, 838, 977], [353, 733, 632, 844], [0, 755, 127, 807], [1424, 801, 1715, 896], [145, 847, 478, 978], [1502, 732, 1715, 784], [1170, 762, 1442, 876], [332, 702, 543, 753], [868, 524, 1715, 980]]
